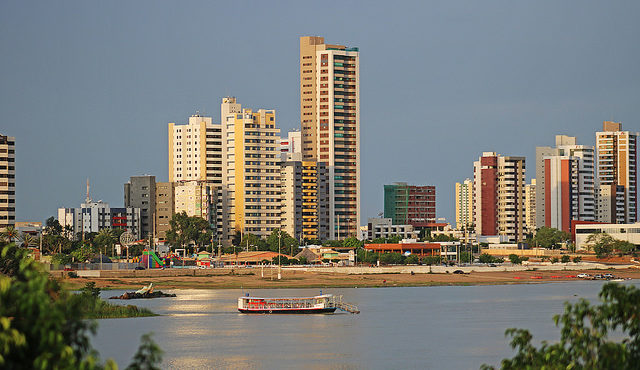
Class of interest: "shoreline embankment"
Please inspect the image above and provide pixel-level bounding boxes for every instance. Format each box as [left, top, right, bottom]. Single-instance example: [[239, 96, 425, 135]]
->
[[53, 262, 640, 290]]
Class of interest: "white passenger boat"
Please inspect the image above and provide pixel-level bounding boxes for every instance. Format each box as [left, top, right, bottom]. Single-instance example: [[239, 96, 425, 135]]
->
[[237, 294, 359, 314]]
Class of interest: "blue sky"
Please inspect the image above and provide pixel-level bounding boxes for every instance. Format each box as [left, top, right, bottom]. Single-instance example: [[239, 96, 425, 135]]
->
[[1, 1, 639, 225]]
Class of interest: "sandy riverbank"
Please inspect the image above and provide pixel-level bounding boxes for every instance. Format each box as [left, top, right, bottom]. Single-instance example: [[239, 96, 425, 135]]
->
[[61, 267, 640, 290]]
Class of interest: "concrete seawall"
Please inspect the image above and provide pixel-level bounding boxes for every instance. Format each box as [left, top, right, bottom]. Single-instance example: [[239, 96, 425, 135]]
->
[[288, 262, 636, 275], [48, 262, 637, 278]]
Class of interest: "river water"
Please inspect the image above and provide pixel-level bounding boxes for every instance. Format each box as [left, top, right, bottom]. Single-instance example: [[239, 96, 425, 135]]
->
[[93, 280, 638, 369]]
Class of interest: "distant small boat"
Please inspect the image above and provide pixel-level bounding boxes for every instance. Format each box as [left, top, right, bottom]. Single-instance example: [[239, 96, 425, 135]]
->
[[238, 294, 359, 314]]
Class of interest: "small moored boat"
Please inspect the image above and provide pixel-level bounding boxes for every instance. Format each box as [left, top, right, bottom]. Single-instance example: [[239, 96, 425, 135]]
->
[[238, 294, 359, 314]]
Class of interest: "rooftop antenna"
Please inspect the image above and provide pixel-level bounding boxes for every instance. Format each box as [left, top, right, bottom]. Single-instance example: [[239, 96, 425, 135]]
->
[[85, 178, 91, 203]]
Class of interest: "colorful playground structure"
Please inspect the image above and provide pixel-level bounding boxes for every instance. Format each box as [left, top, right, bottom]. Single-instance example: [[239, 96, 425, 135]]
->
[[131, 248, 211, 269], [140, 249, 165, 268]]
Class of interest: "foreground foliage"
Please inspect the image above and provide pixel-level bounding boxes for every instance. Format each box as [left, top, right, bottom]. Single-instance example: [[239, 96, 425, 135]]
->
[[0, 244, 163, 369], [482, 282, 640, 369]]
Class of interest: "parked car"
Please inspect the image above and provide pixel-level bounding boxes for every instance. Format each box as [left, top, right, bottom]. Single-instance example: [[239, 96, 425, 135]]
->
[[453, 270, 465, 274], [134, 266, 146, 270], [603, 273, 615, 279], [488, 263, 497, 267], [577, 273, 590, 278], [594, 274, 604, 279]]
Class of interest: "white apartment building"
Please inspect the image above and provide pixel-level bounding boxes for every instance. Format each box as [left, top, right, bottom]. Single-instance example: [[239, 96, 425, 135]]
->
[[58, 200, 141, 240], [366, 217, 417, 240], [535, 135, 596, 232], [168, 113, 224, 234], [280, 130, 302, 161], [168, 114, 223, 184], [280, 161, 303, 240]]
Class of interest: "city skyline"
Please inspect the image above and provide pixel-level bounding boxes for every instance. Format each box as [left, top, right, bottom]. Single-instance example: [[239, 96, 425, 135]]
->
[[2, 1, 639, 225]]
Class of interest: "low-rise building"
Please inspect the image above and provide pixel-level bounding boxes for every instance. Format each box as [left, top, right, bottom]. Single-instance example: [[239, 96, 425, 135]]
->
[[58, 200, 141, 240], [367, 217, 417, 240], [296, 245, 355, 265], [574, 222, 640, 250], [430, 224, 476, 242], [218, 251, 291, 265], [364, 242, 441, 256]]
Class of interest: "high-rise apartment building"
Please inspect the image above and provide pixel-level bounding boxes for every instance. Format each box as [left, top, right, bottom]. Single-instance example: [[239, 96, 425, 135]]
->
[[455, 179, 473, 230], [154, 182, 174, 243], [280, 161, 303, 240], [221, 98, 281, 241], [525, 179, 536, 233], [168, 113, 224, 235], [168, 114, 223, 184], [301, 161, 329, 241], [473, 152, 526, 243], [280, 161, 329, 242], [384, 183, 436, 228], [0, 134, 15, 230], [300, 36, 360, 239], [535, 135, 596, 233], [596, 121, 638, 223], [124, 175, 156, 239]]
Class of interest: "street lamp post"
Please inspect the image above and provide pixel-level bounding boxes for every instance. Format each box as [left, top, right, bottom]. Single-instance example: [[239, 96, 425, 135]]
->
[[278, 229, 282, 280]]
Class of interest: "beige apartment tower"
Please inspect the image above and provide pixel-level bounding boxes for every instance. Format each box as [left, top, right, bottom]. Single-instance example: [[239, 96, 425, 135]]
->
[[455, 179, 473, 230], [525, 179, 536, 234], [0, 134, 15, 230], [300, 36, 360, 240], [221, 98, 281, 241], [596, 121, 638, 223]]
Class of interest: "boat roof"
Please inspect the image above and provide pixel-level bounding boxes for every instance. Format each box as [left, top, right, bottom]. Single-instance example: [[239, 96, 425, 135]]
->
[[239, 294, 333, 300]]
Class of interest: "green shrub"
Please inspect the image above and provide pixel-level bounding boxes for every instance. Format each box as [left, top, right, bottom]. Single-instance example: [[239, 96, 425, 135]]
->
[[422, 256, 441, 265], [51, 253, 72, 265], [509, 254, 522, 265]]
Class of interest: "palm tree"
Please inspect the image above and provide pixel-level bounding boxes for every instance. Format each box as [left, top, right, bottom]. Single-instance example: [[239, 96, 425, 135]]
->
[[95, 228, 115, 257], [18, 232, 37, 248], [1, 226, 18, 243]]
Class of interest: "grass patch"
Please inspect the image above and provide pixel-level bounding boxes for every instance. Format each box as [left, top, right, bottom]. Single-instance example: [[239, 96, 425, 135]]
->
[[86, 300, 157, 319], [75, 282, 157, 319]]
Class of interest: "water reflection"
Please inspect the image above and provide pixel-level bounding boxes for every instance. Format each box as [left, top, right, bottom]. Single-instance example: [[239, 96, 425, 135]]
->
[[94, 281, 638, 369]]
